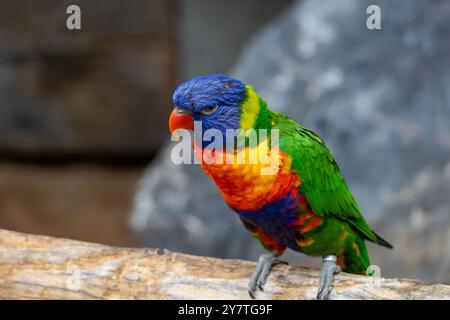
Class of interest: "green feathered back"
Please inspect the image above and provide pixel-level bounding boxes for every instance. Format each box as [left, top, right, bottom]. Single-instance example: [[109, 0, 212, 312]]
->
[[269, 110, 392, 248]]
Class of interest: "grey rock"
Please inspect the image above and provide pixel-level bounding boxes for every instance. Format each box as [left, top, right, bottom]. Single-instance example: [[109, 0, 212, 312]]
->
[[131, 0, 450, 283], [369, 163, 450, 283]]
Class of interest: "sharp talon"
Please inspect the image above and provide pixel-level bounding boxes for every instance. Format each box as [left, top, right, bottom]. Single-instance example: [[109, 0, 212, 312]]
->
[[248, 279, 257, 298], [316, 290, 323, 300]]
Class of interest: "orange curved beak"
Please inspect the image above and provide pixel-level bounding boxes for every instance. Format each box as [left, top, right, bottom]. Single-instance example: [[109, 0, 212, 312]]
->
[[169, 109, 194, 133]]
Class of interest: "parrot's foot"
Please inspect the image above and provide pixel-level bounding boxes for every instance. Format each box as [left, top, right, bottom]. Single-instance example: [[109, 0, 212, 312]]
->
[[317, 255, 341, 300], [248, 252, 286, 299]]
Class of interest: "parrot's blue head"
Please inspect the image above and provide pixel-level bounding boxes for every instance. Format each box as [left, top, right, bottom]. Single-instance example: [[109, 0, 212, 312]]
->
[[170, 74, 250, 136]]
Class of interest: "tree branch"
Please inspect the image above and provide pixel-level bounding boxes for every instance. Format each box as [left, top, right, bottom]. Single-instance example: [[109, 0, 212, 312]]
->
[[0, 228, 448, 299]]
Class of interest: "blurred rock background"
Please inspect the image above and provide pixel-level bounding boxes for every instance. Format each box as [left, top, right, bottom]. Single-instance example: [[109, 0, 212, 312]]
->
[[1, 0, 449, 285]]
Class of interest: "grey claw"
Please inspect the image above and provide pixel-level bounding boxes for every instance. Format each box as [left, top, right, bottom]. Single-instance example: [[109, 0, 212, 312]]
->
[[256, 277, 265, 291], [247, 252, 282, 298], [257, 283, 264, 291], [248, 274, 258, 298], [317, 255, 339, 300]]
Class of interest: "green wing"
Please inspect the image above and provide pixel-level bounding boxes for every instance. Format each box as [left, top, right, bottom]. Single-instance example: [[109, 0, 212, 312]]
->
[[272, 112, 390, 247]]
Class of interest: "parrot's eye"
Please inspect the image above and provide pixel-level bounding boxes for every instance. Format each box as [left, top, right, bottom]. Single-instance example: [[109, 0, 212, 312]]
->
[[200, 105, 218, 115]]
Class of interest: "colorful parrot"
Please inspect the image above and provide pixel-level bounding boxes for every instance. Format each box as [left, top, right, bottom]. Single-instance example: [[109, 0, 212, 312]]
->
[[168, 74, 392, 300]]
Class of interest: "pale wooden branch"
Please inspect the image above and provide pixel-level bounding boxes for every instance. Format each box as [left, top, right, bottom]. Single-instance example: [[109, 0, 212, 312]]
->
[[0, 228, 448, 299]]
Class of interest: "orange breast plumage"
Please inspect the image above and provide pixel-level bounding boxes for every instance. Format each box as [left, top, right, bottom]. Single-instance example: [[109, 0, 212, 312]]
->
[[195, 141, 301, 211]]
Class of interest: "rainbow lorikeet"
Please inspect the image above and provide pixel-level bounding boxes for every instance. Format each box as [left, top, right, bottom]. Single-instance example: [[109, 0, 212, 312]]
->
[[169, 74, 393, 300]]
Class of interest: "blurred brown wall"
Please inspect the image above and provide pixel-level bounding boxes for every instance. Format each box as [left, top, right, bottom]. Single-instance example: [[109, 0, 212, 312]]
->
[[0, 0, 177, 245], [0, 0, 175, 158]]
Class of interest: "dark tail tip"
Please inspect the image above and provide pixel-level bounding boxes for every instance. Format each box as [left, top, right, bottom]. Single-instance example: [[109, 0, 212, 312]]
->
[[374, 232, 393, 249]]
